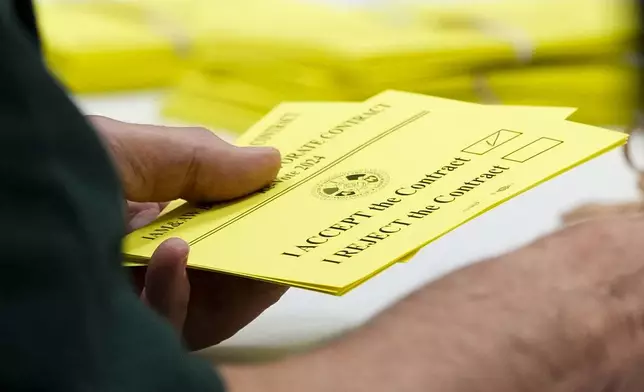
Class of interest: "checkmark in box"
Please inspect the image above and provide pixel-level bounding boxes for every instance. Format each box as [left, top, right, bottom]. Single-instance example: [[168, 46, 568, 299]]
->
[[486, 132, 501, 146], [463, 129, 522, 155]]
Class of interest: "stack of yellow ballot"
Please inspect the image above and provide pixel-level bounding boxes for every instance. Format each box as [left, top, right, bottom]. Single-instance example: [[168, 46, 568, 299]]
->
[[37, 0, 637, 127], [123, 91, 628, 295], [158, 0, 638, 132], [34, 0, 210, 92]]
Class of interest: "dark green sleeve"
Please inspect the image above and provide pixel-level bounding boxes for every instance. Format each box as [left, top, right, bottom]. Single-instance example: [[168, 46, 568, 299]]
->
[[0, 4, 225, 391]]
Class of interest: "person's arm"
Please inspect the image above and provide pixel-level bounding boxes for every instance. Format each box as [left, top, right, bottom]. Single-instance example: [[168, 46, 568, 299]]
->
[[219, 216, 644, 392], [0, 7, 224, 392]]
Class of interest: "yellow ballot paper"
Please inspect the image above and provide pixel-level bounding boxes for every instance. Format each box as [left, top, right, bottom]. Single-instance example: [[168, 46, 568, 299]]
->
[[233, 97, 578, 265], [123, 91, 626, 295], [235, 99, 578, 148]]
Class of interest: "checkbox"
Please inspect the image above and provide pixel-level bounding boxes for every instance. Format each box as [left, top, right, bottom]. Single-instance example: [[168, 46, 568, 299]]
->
[[503, 137, 563, 163], [462, 129, 522, 155]]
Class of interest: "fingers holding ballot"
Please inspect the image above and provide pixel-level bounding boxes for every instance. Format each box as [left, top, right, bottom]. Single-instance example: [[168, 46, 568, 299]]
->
[[123, 91, 628, 295], [90, 115, 280, 203]]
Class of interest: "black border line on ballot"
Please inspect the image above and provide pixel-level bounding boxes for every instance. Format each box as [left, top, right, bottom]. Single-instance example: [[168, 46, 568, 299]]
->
[[502, 137, 564, 163], [461, 129, 522, 155], [188, 111, 431, 246]]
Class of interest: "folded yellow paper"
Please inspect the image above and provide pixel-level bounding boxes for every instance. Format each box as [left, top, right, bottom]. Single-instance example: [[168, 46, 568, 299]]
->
[[233, 96, 577, 264], [124, 91, 626, 294], [125, 98, 578, 267], [235, 96, 579, 152]]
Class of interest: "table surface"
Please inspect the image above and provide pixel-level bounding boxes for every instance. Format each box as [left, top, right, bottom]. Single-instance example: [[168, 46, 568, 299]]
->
[[74, 91, 641, 360]]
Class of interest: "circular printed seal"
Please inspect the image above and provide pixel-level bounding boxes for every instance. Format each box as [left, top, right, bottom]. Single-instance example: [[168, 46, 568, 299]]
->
[[315, 169, 389, 200]]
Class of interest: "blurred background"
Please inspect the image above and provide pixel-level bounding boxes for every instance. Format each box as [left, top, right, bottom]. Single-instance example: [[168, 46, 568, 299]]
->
[[35, 0, 639, 133], [31, 0, 644, 360]]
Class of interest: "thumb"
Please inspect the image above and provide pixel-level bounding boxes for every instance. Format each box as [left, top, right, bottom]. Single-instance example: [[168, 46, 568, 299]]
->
[[142, 237, 191, 333], [90, 116, 281, 202]]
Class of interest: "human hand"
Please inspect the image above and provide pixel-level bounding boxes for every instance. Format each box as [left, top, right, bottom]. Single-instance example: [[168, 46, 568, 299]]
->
[[562, 201, 644, 226], [221, 215, 644, 392], [89, 116, 288, 350], [133, 237, 287, 351]]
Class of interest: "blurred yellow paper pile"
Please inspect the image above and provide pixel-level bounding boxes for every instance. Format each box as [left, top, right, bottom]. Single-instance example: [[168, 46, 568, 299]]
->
[[37, 0, 637, 128], [123, 91, 627, 295], [157, 0, 637, 131], [35, 0, 209, 92]]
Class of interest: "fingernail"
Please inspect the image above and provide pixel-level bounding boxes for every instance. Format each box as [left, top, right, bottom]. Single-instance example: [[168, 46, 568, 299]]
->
[[182, 254, 189, 277], [180, 251, 188, 278]]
